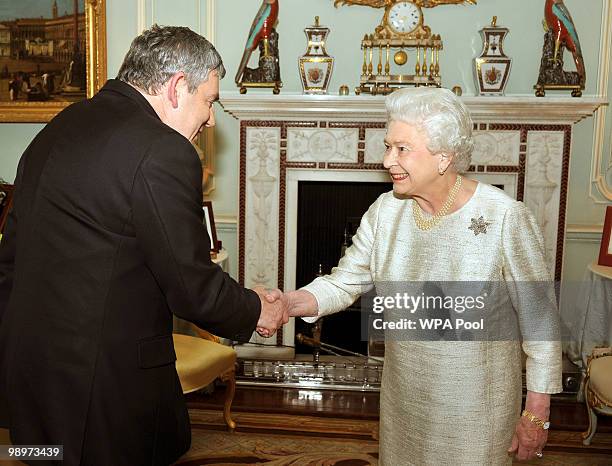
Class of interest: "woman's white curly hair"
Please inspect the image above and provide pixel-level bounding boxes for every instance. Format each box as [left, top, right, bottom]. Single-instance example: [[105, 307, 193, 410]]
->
[[385, 87, 474, 173]]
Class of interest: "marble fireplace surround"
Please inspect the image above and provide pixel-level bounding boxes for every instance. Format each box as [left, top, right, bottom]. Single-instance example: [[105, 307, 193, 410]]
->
[[221, 93, 605, 356]]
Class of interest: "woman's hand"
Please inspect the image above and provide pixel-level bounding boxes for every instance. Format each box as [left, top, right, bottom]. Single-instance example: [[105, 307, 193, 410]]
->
[[261, 289, 318, 318], [255, 289, 318, 337], [508, 391, 550, 461]]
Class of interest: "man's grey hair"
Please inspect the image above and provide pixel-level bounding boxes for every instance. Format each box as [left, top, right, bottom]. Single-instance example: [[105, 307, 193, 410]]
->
[[385, 87, 474, 173], [117, 24, 226, 95]]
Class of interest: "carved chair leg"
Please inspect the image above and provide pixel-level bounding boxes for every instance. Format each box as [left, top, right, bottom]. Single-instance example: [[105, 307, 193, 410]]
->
[[582, 384, 598, 446], [220, 369, 236, 432]]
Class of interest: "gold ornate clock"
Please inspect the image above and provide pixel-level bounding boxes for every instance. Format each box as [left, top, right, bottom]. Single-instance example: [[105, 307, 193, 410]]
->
[[383, 1, 424, 35], [334, 0, 477, 95]]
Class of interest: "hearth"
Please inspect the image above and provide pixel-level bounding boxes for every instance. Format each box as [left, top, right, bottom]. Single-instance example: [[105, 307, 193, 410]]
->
[[295, 180, 392, 356]]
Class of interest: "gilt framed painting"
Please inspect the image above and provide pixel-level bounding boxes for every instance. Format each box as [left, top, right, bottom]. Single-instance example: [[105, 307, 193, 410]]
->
[[598, 205, 612, 267], [0, 0, 106, 122], [203, 201, 219, 254]]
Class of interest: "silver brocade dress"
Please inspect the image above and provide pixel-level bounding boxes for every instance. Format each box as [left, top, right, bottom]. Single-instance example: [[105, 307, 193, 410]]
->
[[302, 182, 562, 466]]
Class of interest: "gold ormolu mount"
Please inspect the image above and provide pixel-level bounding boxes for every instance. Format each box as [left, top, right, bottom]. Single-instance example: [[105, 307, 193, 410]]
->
[[355, 32, 442, 96], [534, 0, 586, 97], [236, 29, 283, 95], [534, 27, 584, 97]]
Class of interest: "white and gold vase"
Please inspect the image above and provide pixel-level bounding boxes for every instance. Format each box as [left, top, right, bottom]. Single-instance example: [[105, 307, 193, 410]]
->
[[299, 16, 334, 94], [474, 16, 512, 95]]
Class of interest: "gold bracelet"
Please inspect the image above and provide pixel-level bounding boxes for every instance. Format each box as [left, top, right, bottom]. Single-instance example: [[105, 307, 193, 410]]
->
[[522, 409, 550, 430]]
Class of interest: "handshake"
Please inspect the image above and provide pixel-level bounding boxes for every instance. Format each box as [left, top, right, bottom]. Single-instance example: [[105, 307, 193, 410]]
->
[[252, 287, 319, 338]]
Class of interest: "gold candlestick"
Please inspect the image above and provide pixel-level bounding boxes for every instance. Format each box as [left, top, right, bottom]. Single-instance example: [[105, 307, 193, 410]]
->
[[368, 39, 373, 75], [435, 40, 440, 77], [362, 35, 368, 76], [429, 46, 435, 77], [385, 42, 390, 75]]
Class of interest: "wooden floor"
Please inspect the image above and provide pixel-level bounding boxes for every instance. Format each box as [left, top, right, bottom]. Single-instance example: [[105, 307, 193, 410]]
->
[[187, 384, 612, 433], [188, 385, 379, 419]]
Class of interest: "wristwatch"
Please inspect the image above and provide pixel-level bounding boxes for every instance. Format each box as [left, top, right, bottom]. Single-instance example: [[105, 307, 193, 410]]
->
[[522, 409, 550, 430]]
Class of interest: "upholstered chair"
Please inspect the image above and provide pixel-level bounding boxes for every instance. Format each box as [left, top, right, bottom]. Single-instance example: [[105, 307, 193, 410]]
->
[[0, 183, 15, 234], [173, 326, 238, 431], [582, 346, 612, 445]]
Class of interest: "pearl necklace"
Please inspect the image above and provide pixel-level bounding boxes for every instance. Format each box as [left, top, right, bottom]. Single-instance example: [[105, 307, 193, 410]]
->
[[412, 175, 463, 231]]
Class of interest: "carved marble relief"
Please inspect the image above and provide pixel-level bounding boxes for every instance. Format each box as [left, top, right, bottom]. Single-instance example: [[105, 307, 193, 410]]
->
[[287, 128, 358, 163], [366, 129, 523, 168], [472, 131, 521, 166], [244, 128, 281, 290], [525, 131, 564, 274], [364, 128, 387, 164]]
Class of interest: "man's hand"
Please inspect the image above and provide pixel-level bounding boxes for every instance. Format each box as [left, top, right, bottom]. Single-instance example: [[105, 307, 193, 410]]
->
[[254, 289, 319, 337], [508, 391, 550, 461], [253, 287, 288, 338]]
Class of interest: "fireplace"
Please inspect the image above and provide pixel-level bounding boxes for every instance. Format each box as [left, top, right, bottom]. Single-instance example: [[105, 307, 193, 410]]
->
[[220, 93, 603, 360]]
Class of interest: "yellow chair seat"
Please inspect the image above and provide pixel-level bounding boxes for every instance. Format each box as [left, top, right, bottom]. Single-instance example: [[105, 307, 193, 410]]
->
[[589, 355, 612, 405], [173, 333, 236, 393]]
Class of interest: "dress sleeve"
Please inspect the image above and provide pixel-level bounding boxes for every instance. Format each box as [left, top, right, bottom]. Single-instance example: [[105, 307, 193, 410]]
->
[[501, 201, 562, 394], [131, 131, 260, 342], [300, 195, 381, 323]]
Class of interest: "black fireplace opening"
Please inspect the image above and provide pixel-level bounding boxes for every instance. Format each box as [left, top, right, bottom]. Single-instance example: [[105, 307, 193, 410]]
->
[[295, 180, 392, 355]]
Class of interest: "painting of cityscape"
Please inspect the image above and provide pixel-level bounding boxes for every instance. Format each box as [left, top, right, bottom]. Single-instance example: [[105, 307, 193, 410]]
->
[[0, 0, 87, 104]]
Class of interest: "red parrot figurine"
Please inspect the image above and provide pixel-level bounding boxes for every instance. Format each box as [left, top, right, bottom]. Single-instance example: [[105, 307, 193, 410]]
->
[[235, 0, 279, 85], [544, 0, 585, 85]]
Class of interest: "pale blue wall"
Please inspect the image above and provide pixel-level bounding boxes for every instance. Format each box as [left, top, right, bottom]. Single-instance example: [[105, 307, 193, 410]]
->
[[0, 125, 42, 182], [0, 0, 609, 280]]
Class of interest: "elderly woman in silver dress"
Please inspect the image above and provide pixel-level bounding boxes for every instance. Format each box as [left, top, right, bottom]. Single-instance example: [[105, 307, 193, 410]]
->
[[265, 87, 562, 465]]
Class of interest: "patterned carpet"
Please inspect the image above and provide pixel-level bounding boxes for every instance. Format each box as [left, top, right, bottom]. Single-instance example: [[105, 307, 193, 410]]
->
[[174, 409, 612, 465], [178, 431, 378, 465]]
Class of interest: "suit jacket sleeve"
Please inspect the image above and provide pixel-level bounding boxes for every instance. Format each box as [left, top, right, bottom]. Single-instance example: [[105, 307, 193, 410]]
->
[[131, 131, 260, 341]]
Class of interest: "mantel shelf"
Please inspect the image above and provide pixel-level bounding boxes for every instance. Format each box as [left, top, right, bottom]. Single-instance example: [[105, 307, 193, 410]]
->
[[220, 92, 607, 124]]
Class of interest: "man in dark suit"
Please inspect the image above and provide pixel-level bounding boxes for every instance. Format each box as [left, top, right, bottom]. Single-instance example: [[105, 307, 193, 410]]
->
[[0, 25, 287, 465]]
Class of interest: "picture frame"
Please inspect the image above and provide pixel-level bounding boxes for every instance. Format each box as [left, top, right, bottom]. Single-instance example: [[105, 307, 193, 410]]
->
[[0, 0, 107, 123], [192, 126, 216, 198], [203, 201, 219, 255], [598, 205, 612, 267], [0, 183, 15, 233]]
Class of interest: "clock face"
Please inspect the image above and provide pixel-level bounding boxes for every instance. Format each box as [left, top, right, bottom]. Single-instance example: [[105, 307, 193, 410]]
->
[[388, 1, 421, 34]]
